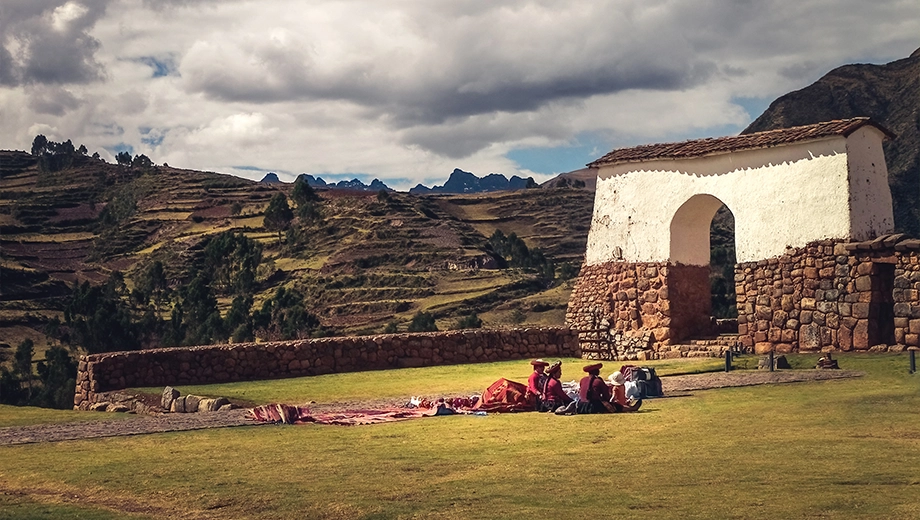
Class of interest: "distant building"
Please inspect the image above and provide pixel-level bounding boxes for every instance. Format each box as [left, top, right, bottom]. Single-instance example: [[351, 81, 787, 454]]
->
[[567, 118, 920, 358]]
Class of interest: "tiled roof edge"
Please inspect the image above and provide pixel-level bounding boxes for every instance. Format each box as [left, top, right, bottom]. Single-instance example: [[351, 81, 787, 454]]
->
[[588, 118, 896, 168]]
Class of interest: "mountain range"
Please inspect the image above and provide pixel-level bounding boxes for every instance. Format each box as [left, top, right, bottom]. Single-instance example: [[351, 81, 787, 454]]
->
[[260, 168, 540, 194], [408, 168, 536, 194]]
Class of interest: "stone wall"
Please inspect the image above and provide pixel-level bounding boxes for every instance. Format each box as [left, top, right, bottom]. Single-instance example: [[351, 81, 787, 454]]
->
[[567, 235, 920, 357], [566, 261, 714, 353], [567, 262, 672, 345], [736, 237, 920, 353], [74, 327, 578, 410]]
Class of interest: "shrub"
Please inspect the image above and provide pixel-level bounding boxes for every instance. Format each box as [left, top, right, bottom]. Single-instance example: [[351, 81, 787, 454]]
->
[[453, 313, 482, 330], [407, 311, 437, 332]]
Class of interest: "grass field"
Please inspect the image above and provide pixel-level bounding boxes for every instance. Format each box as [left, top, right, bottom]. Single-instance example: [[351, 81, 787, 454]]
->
[[2, 353, 919, 519]]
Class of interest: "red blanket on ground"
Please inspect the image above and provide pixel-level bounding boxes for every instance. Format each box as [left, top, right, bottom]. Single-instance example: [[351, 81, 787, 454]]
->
[[473, 378, 535, 412]]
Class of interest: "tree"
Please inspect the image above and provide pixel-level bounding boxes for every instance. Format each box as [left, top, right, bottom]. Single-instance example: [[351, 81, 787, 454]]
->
[[453, 313, 482, 330], [13, 339, 34, 400], [292, 176, 319, 206], [34, 346, 77, 409], [263, 193, 293, 242], [64, 277, 144, 353], [134, 260, 169, 309], [292, 177, 322, 224], [177, 271, 225, 345], [407, 311, 438, 332], [132, 154, 153, 169], [31, 135, 48, 156], [204, 232, 262, 296], [225, 295, 254, 342], [116, 151, 133, 166], [253, 287, 321, 340]]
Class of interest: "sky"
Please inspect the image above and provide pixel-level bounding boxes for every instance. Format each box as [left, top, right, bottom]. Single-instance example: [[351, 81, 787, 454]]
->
[[1, 1, 918, 190]]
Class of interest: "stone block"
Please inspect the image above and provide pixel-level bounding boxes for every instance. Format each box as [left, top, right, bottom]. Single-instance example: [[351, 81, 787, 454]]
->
[[161, 386, 180, 410], [854, 276, 873, 292], [171, 395, 187, 413], [754, 342, 773, 354], [852, 303, 870, 319], [799, 323, 821, 351], [838, 326, 853, 350], [775, 343, 794, 354], [185, 394, 201, 413], [853, 320, 870, 350]]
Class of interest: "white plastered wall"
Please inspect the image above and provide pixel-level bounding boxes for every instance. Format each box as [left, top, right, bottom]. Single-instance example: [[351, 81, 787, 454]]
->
[[846, 126, 894, 237], [585, 131, 893, 266]]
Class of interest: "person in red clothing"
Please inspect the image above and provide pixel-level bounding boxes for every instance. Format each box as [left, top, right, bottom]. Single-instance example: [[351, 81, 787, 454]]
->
[[608, 371, 642, 412], [526, 359, 549, 407], [577, 363, 613, 414], [540, 361, 573, 413]]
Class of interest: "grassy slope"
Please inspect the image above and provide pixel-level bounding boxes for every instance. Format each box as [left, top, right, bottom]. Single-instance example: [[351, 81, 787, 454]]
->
[[1, 353, 918, 519], [0, 151, 593, 360]]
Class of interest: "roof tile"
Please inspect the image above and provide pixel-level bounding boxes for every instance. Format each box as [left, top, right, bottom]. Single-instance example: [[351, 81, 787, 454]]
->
[[588, 117, 895, 168]]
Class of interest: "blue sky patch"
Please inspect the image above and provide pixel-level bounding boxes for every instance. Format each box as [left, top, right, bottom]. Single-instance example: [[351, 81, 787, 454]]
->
[[137, 56, 176, 78], [107, 143, 134, 156]]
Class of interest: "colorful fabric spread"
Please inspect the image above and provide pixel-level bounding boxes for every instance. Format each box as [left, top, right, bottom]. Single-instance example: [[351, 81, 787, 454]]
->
[[473, 378, 535, 413], [248, 377, 536, 426]]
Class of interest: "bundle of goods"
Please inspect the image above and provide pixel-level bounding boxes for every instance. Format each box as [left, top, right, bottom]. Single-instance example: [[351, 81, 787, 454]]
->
[[619, 365, 664, 398]]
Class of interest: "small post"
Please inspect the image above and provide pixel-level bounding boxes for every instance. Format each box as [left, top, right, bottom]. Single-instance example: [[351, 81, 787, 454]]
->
[[725, 349, 732, 372], [910, 349, 917, 374], [769, 350, 775, 372]]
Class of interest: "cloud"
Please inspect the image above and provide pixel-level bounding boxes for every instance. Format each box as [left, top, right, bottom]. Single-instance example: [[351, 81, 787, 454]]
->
[[0, 0, 110, 86], [1, 0, 919, 188], [26, 84, 82, 115], [178, 2, 720, 129]]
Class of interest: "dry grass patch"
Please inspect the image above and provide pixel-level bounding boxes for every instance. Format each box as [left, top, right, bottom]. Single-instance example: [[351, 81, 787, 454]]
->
[[9, 232, 96, 243]]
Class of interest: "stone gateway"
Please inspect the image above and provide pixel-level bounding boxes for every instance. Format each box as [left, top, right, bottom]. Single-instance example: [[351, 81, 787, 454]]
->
[[567, 118, 920, 357]]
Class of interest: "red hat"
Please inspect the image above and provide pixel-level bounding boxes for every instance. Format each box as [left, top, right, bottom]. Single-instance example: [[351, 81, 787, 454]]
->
[[583, 363, 603, 373], [530, 359, 549, 367]]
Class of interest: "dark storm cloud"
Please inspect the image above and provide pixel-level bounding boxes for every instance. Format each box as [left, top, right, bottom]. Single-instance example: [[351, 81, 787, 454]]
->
[[0, 0, 110, 86]]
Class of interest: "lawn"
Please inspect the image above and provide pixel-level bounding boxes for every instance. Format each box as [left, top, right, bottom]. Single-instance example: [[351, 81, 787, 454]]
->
[[1, 353, 918, 519]]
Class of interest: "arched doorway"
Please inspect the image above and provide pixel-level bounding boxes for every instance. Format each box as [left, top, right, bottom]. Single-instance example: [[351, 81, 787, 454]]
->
[[668, 194, 736, 342]]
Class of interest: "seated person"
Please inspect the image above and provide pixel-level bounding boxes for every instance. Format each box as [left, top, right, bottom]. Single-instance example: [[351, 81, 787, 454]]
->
[[577, 363, 612, 414], [527, 359, 549, 407], [540, 361, 574, 413], [608, 371, 642, 412]]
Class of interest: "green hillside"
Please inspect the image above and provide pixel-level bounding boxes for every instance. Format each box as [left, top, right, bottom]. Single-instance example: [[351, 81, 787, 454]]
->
[[0, 147, 593, 362]]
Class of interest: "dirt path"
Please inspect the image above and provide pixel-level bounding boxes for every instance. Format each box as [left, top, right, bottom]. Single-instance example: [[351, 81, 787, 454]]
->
[[0, 409, 257, 446], [0, 369, 862, 446]]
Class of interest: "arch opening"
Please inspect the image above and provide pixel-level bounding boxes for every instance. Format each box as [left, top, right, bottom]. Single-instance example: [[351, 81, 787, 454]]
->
[[668, 195, 737, 342]]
